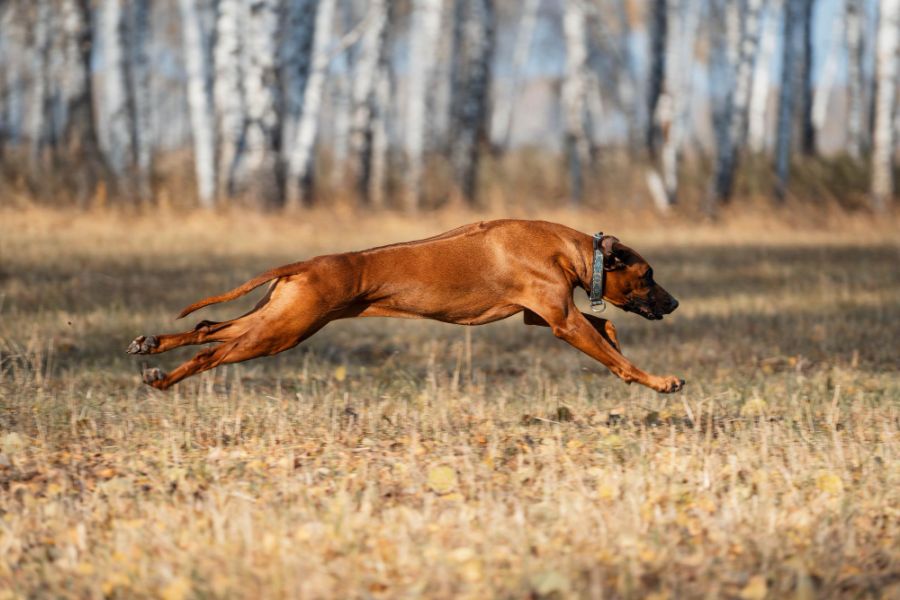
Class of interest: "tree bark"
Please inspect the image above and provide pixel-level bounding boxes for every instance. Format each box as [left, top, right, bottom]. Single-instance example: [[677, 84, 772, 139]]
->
[[706, 0, 764, 211], [646, 0, 668, 157], [238, 0, 281, 209], [285, 0, 336, 210], [179, 0, 217, 208], [774, 0, 801, 202], [561, 0, 594, 206], [845, 0, 867, 159], [449, 0, 495, 206], [213, 0, 246, 199], [748, 3, 776, 153], [871, 0, 900, 212], [799, 0, 816, 156], [347, 0, 391, 205], [404, 0, 443, 213], [495, 0, 540, 153]]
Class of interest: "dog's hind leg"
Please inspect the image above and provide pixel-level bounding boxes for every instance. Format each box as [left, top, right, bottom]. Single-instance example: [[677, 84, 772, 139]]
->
[[127, 281, 281, 355]]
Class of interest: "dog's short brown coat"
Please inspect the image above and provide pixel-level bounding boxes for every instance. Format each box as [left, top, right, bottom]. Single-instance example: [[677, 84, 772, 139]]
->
[[129, 220, 684, 392]]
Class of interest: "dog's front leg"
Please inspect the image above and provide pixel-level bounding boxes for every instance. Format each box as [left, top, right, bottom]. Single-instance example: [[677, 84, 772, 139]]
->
[[525, 307, 684, 393]]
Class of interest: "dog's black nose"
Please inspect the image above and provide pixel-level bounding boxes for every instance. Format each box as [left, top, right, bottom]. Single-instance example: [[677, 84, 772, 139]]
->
[[668, 298, 679, 312]]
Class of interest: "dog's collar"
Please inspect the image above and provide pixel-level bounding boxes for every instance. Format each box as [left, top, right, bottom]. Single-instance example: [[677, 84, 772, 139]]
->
[[590, 232, 606, 312]]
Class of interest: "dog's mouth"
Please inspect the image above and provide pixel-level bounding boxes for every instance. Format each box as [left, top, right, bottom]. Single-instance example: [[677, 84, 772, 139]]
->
[[624, 301, 665, 321]]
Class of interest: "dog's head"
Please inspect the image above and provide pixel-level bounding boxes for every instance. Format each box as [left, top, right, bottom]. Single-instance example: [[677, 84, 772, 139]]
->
[[598, 236, 679, 320]]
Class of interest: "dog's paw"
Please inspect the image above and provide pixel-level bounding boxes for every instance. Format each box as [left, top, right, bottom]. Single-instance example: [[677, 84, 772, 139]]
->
[[142, 367, 166, 387], [655, 376, 685, 394], [128, 335, 159, 355]]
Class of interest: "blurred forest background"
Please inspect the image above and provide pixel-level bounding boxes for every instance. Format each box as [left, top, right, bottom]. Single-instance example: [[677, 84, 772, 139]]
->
[[0, 0, 898, 215]]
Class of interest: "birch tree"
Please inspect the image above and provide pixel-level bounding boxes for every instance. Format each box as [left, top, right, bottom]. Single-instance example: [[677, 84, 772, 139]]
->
[[27, 0, 52, 165], [646, 0, 668, 156], [213, 0, 246, 198], [748, 3, 777, 153], [237, 0, 281, 208], [706, 0, 764, 212], [449, 0, 495, 205], [561, 0, 594, 206], [61, 0, 109, 204], [347, 0, 392, 205], [775, 0, 801, 201], [871, 0, 900, 212], [404, 0, 443, 212], [647, 0, 700, 210], [179, 0, 216, 208], [845, 0, 868, 158], [124, 0, 152, 198], [495, 0, 540, 152], [285, 0, 336, 209], [799, 0, 816, 156]]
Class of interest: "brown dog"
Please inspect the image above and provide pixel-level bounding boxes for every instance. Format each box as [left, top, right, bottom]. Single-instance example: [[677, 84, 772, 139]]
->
[[128, 220, 684, 393]]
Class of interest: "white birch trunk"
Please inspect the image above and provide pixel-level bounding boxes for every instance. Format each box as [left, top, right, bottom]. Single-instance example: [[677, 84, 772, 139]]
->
[[449, 0, 494, 205], [845, 0, 867, 158], [775, 0, 801, 201], [280, 0, 315, 153], [871, 0, 900, 211], [98, 0, 131, 176], [285, 0, 336, 209], [707, 0, 764, 209], [404, 0, 443, 212], [368, 66, 391, 209], [125, 0, 152, 197], [561, 0, 593, 206], [348, 0, 391, 204], [28, 0, 52, 164], [648, 0, 700, 210], [647, 0, 668, 154], [213, 0, 245, 198], [179, 0, 216, 208], [238, 0, 281, 208], [812, 2, 842, 143], [495, 0, 540, 152], [748, 3, 776, 153]]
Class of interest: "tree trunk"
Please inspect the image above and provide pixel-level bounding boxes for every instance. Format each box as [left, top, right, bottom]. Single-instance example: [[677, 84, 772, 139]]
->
[[706, 0, 764, 211], [28, 0, 52, 166], [404, 0, 443, 213], [495, 0, 540, 153], [98, 0, 133, 187], [285, 0, 336, 210], [748, 3, 776, 153], [237, 0, 281, 209], [561, 0, 593, 206], [347, 0, 391, 205], [179, 0, 216, 208], [62, 0, 110, 205], [213, 0, 246, 199], [648, 0, 700, 211], [646, 0, 668, 156], [124, 0, 152, 199], [774, 0, 801, 201], [799, 0, 816, 156], [871, 0, 900, 212], [278, 0, 315, 197], [845, 0, 867, 159], [449, 0, 495, 205]]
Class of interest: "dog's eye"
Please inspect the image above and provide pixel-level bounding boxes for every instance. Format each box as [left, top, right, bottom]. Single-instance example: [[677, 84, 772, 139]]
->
[[645, 269, 654, 282]]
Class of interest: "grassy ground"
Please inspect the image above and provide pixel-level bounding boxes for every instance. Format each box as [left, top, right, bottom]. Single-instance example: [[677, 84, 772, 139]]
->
[[0, 208, 898, 599]]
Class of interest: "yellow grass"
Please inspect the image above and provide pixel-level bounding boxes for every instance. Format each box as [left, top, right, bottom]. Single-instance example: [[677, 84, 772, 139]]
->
[[0, 207, 898, 599]]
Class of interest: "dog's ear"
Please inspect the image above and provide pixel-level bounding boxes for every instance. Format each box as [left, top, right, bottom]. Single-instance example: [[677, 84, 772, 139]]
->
[[601, 236, 626, 270]]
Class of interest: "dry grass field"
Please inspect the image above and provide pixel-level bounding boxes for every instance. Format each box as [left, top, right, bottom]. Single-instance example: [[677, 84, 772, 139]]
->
[[0, 208, 898, 599]]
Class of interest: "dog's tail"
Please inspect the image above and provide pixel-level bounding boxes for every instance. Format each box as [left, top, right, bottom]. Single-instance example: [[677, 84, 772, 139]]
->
[[177, 262, 307, 319]]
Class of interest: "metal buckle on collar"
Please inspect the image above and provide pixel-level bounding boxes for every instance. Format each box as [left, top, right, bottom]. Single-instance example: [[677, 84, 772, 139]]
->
[[590, 232, 606, 312]]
